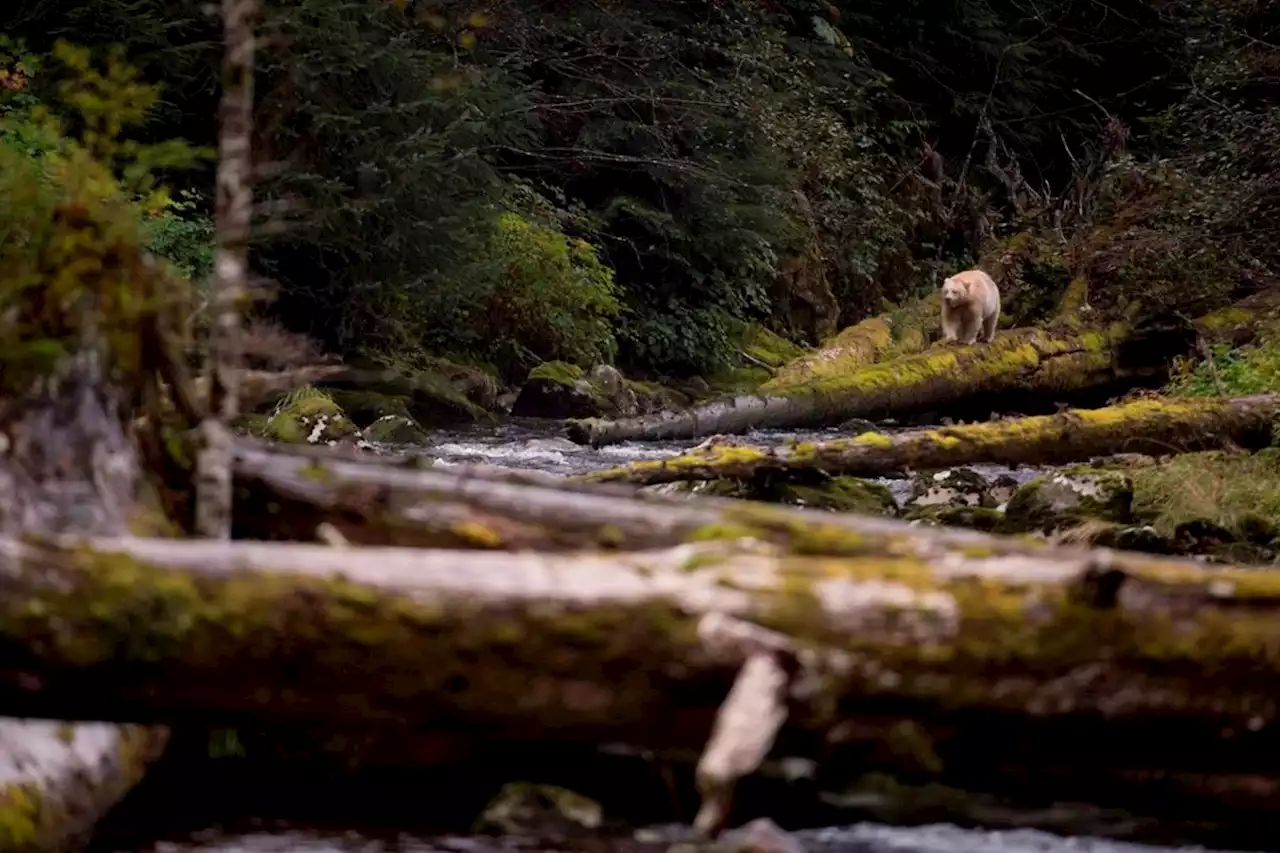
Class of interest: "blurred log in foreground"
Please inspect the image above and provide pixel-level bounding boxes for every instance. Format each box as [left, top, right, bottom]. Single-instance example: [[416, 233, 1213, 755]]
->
[[6, 513, 1280, 818], [578, 394, 1280, 487], [566, 321, 1193, 447]]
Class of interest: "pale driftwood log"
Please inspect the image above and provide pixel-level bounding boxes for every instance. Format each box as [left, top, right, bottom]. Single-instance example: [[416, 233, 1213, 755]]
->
[[577, 394, 1280, 487], [5, 530, 1280, 828]]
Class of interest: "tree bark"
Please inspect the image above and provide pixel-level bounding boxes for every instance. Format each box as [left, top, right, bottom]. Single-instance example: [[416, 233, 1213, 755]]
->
[[576, 394, 1280, 487], [566, 322, 1191, 447], [197, 0, 258, 540], [4, 529, 1280, 820]]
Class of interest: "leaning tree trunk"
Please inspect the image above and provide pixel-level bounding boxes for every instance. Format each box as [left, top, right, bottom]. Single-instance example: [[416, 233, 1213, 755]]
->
[[5, 523, 1280, 829], [566, 321, 1194, 447], [576, 393, 1280, 487]]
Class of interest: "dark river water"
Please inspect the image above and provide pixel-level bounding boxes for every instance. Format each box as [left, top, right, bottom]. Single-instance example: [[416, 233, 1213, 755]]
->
[[92, 420, 1262, 853]]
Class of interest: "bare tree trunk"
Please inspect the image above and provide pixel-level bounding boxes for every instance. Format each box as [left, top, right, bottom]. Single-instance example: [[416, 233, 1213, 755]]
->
[[577, 394, 1280, 487], [197, 0, 258, 539]]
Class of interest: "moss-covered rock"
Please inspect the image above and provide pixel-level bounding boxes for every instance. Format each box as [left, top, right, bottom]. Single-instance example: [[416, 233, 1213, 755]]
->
[[473, 782, 602, 837], [987, 474, 1020, 507], [317, 361, 493, 427], [905, 468, 992, 510], [323, 389, 414, 428], [511, 361, 640, 419], [1000, 469, 1134, 534], [264, 387, 359, 445], [362, 414, 432, 445], [903, 505, 1004, 532], [684, 474, 898, 515]]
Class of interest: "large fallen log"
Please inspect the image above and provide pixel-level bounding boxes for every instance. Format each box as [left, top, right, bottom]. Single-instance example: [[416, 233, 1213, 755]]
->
[[566, 321, 1193, 447], [762, 296, 938, 390], [576, 394, 1280, 487], [5, 526, 1280, 825]]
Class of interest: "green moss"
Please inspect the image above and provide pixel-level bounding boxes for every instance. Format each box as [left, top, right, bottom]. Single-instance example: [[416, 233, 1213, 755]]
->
[[1000, 470, 1133, 534], [741, 324, 806, 368], [527, 360, 584, 387], [904, 505, 1003, 532], [0, 784, 42, 850], [626, 379, 691, 412], [230, 412, 271, 437], [264, 386, 357, 444], [323, 389, 414, 427], [704, 365, 773, 398], [776, 477, 898, 515], [363, 414, 431, 445]]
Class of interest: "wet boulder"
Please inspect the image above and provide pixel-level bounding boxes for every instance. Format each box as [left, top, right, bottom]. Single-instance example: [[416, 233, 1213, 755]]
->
[[264, 387, 359, 445], [904, 468, 992, 510], [693, 473, 898, 515], [906, 505, 1003, 532], [362, 414, 431, 445], [512, 362, 639, 419], [1000, 469, 1134, 534], [987, 474, 1020, 508], [836, 417, 877, 436]]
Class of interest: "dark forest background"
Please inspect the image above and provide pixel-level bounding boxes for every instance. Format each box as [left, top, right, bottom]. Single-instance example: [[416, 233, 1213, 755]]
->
[[3, 0, 1276, 382]]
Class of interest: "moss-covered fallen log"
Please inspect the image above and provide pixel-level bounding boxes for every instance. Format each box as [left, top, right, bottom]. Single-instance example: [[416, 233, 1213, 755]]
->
[[762, 296, 938, 390], [567, 322, 1190, 447], [6, 530, 1280, 820], [577, 394, 1280, 487]]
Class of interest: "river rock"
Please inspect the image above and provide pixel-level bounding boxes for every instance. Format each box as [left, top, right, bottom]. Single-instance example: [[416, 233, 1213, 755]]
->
[[836, 417, 877, 435], [718, 818, 806, 853], [905, 468, 991, 509], [0, 720, 169, 852], [905, 505, 1003, 532], [1001, 469, 1134, 534], [264, 387, 359, 445], [473, 781, 602, 837], [362, 413, 431, 445], [512, 361, 639, 419]]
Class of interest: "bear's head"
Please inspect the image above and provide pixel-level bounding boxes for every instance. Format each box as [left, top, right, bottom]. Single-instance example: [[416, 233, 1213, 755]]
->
[[941, 277, 968, 307]]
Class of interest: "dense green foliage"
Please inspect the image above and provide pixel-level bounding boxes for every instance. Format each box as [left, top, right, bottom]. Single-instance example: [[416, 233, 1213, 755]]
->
[[0, 36, 210, 390], [5, 0, 1276, 380]]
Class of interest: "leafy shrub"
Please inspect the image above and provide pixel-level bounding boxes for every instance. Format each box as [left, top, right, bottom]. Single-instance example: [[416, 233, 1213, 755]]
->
[[1166, 343, 1280, 398], [462, 210, 620, 377], [140, 188, 214, 284], [0, 38, 209, 389]]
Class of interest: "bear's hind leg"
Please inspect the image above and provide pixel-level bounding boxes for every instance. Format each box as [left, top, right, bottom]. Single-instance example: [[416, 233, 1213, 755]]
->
[[981, 302, 1001, 343]]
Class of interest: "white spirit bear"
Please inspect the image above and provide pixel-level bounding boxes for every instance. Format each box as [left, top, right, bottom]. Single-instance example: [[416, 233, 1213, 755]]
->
[[940, 268, 1002, 345]]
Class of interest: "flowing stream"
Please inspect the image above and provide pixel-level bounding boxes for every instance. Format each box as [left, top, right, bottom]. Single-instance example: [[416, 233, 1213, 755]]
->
[[93, 420, 1258, 853], [384, 420, 1048, 503]]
